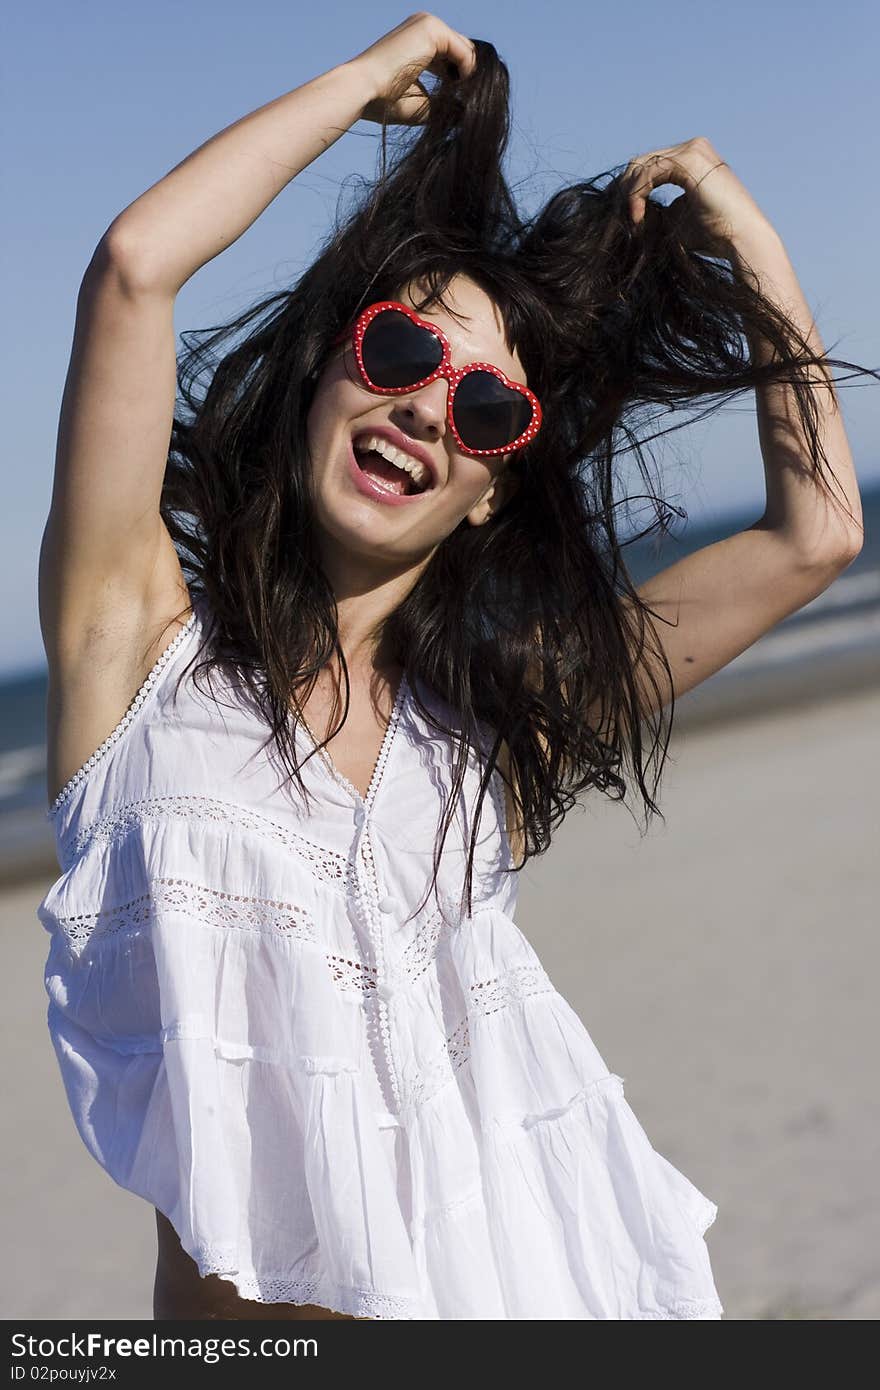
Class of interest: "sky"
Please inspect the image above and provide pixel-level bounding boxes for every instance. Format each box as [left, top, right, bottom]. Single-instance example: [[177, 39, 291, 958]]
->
[[4, 0, 878, 678]]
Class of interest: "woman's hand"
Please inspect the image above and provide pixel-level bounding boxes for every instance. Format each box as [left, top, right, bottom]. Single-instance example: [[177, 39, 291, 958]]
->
[[347, 12, 478, 127], [620, 136, 776, 258]]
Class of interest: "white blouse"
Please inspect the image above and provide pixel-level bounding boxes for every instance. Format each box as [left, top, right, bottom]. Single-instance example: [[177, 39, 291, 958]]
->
[[37, 591, 724, 1319]]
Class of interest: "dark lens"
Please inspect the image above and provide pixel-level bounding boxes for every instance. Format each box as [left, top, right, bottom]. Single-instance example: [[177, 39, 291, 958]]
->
[[452, 371, 533, 450], [361, 310, 444, 388]]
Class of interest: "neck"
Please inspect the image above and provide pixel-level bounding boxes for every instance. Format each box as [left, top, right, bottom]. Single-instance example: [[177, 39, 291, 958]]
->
[[317, 546, 429, 679]]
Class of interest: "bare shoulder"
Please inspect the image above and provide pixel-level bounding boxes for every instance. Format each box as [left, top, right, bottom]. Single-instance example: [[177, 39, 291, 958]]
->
[[43, 523, 193, 810]]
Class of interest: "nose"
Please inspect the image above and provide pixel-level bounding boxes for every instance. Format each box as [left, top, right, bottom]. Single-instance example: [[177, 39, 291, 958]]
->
[[390, 377, 449, 441]]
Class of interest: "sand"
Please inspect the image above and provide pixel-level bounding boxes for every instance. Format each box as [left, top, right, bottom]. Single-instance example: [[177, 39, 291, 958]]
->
[[2, 683, 878, 1320]]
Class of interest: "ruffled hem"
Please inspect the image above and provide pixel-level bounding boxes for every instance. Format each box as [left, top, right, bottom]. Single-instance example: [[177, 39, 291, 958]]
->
[[170, 1227, 423, 1319], [636, 1299, 723, 1320], [46, 885, 725, 1319], [158, 1160, 723, 1321], [183, 1271, 722, 1322], [145, 1053, 723, 1320]]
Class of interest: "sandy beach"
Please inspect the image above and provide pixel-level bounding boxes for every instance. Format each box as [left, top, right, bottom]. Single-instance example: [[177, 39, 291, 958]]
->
[[2, 681, 878, 1320]]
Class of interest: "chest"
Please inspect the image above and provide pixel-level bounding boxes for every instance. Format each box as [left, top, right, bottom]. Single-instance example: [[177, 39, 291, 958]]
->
[[294, 674, 401, 804], [295, 674, 524, 869]]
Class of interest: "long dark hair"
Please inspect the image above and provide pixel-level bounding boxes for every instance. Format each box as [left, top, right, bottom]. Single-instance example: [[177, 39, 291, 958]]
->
[[160, 40, 873, 918]]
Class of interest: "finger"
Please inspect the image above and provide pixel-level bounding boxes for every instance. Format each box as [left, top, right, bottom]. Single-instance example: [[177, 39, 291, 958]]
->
[[622, 158, 663, 225], [448, 29, 478, 76], [423, 27, 477, 81], [622, 154, 695, 224]]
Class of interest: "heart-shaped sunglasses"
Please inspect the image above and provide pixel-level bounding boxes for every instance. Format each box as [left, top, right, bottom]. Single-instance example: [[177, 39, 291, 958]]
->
[[332, 301, 542, 457]]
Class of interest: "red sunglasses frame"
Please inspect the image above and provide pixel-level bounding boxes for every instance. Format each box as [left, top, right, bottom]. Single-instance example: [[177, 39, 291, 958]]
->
[[332, 300, 542, 458]]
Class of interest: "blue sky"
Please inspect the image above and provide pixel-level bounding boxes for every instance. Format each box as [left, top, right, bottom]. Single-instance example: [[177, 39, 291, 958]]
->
[[4, 0, 878, 677]]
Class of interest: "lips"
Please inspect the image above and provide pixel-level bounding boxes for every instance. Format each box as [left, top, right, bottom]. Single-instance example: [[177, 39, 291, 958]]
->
[[350, 424, 438, 491], [346, 439, 433, 507]]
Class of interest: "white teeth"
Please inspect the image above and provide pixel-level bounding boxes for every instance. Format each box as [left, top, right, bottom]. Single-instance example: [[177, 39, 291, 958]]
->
[[353, 433, 430, 490]]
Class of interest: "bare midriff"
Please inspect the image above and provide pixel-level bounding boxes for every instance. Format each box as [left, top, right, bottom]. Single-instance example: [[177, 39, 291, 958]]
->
[[152, 1208, 371, 1321]]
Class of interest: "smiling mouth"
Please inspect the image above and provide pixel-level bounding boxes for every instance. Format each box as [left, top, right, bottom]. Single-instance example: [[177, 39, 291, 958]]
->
[[351, 435, 434, 497]]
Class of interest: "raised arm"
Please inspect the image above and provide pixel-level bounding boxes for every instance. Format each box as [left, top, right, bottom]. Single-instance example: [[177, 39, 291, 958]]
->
[[39, 15, 477, 666], [615, 138, 864, 718], [38, 16, 478, 808], [39, 61, 374, 665]]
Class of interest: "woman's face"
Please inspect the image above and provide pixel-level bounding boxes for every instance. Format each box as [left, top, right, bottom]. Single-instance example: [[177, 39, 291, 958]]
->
[[305, 273, 527, 568]]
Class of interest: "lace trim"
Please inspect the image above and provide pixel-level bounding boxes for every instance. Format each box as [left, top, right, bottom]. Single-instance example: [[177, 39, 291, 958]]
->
[[468, 961, 555, 1016], [47, 872, 541, 1010], [398, 901, 450, 984], [182, 1222, 721, 1320], [47, 866, 561, 1121], [297, 670, 408, 811], [326, 952, 378, 994], [394, 962, 555, 1112], [203, 1273, 416, 1319], [221, 1274, 417, 1319], [186, 1236, 419, 1318], [338, 679, 410, 1116], [60, 793, 351, 890], [637, 1298, 724, 1320], [184, 1231, 721, 1319], [446, 1013, 470, 1068], [190, 1236, 238, 1272], [398, 959, 556, 1110], [402, 1015, 471, 1111], [51, 876, 318, 955], [47, 609, 200, 820], [356, 825, 400, 1113]]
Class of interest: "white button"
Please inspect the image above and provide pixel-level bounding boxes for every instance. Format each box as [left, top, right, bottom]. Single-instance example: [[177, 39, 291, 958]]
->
[[377, 981, 397, 1003], [378, 895, 398, 914]]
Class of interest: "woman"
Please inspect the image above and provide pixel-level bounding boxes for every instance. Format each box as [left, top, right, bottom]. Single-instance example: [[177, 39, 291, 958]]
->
[[37, 15, 867, 1320]]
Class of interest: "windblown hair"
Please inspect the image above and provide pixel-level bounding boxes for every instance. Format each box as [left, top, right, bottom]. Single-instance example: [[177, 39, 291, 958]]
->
[[161, 40, 871, 919]]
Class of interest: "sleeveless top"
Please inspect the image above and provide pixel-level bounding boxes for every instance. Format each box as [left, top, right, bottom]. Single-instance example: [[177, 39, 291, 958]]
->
[[37, 591, 724, 1320]]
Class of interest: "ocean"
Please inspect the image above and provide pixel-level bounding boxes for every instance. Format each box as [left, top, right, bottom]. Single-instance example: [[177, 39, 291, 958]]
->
[[2, 485, 878, 880]]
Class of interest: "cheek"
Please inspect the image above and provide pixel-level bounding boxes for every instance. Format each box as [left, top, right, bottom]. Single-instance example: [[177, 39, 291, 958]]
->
[[444, 456, 494, 507], [305, 378, 364, 458], [307, 357, 366, 439]]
